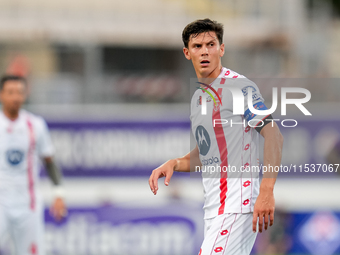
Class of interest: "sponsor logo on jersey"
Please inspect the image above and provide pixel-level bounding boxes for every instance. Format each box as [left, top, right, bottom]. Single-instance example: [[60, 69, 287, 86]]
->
[[201, 156, 220, 166], [6, 149, 24, 166], [213, 94, 222, 112], [197, 96, 202, 106], [195, 125, 211, 156]]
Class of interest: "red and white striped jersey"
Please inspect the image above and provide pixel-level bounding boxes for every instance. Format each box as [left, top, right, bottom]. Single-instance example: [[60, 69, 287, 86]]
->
[[0, 110, 54, 209], [190, 67, 268, 219]]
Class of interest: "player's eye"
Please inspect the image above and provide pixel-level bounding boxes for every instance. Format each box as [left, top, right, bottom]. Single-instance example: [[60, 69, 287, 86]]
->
[[194, 45, 201, 48], [210, 43, 214, 46]]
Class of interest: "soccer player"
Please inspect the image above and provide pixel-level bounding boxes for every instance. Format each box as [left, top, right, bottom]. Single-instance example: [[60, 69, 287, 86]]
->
[[149, 19, 283, 254], [0, 75, 66, 255]]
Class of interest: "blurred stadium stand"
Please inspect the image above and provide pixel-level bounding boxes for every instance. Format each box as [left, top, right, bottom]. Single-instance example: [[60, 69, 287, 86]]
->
[[0, 0, 338, 105]]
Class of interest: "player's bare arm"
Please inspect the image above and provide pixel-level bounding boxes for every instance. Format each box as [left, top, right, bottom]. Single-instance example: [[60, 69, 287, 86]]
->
[[44, 156, 67, 221], [149, 145, 201, 195], [252, 122, 283, 233]]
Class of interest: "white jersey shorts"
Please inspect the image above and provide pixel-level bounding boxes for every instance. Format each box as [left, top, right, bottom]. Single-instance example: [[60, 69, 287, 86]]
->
[[199, 213, 257, 255], [0, 199, 44, 255]]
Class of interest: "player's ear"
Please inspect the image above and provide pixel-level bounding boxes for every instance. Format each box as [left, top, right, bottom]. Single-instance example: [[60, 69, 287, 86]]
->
[[0, 88, 4, 99], [183, 47, 191, 60], [219, 43, 225, 57]]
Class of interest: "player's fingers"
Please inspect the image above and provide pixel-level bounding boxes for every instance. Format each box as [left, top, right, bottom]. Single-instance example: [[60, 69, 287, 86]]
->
[[55, 213, 62, 221], [150, 170, 160, 195], [49, 207, 59, 221], [55, 206, 67, 221], [152, 171, 160, 194], [148, 174, 154, 193], [258, 213, 264, 233], [164, 170, 173, 186], [264, 212, 269, 230], [148, 173, 155, 194], [270, 211, 274, 226], [53, 211, 60, 221], [252, 211, 258, 233], [57, 208, 67, 220], [50, 205, 57, 216], [62, 208, 68, 217]]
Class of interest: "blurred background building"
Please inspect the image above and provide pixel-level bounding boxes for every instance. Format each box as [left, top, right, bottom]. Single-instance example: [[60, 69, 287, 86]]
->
[[1, 0, 340, 254], [0, 0, 339, 106]]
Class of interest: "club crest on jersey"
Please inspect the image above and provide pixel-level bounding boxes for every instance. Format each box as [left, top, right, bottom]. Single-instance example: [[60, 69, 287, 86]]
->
[[197, 95, 212, 106], [213, 94, 222, 112], [195, 125, 211, 156], [6, 149, 24, 166]]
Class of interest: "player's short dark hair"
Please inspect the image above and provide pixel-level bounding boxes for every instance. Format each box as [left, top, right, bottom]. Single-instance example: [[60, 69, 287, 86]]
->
[[0, 75, 27, 90], [182, 18, 224, 48]]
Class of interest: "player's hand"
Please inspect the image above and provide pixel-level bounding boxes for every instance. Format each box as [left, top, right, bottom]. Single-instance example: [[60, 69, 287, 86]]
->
[[149, 159, 177, 195], [50, 197, 67, 221], [252, 187, 275, 233]]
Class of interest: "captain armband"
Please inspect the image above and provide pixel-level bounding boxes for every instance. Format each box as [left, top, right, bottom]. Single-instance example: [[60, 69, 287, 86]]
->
[[253, 114, 274, 133]]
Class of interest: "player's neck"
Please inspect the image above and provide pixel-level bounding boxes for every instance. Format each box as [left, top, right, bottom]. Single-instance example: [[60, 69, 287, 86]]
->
[[2, 108, 20, 121], [196, 65, 223, 82]]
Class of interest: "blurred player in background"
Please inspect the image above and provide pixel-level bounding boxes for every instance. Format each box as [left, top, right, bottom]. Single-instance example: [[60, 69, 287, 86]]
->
[[149, 19, 283, 254], [0, 75, 66, 255], [326, 139, 340, 167]]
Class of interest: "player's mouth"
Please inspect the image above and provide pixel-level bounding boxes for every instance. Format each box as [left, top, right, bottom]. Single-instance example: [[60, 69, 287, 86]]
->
[[200, 60, 210, 67]]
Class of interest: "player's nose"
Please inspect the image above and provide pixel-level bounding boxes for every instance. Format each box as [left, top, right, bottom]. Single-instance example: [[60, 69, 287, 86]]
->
[[201, 45, 208, 55]]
